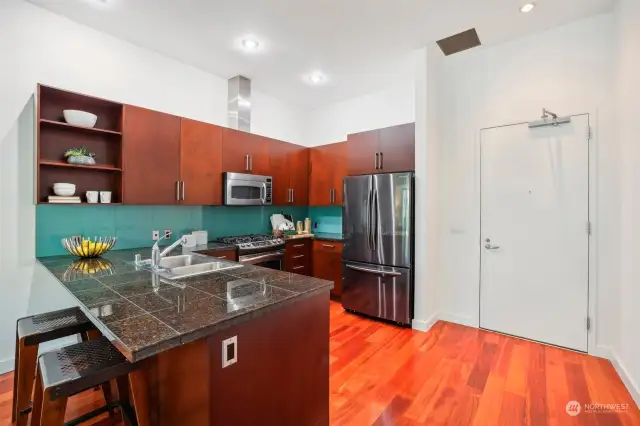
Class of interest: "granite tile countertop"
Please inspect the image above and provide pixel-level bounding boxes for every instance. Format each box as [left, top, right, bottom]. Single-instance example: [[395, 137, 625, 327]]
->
[[38, 247, 332, 362]]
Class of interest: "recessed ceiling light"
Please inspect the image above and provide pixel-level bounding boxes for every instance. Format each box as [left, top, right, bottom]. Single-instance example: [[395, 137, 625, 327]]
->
[[241, 39, 260, 51], [520, 3, 536, 13], [308, 72, 326, 85]]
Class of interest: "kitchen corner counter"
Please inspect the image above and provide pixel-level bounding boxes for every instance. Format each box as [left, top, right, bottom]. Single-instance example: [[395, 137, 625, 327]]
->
[[37, 248, 332, 362]]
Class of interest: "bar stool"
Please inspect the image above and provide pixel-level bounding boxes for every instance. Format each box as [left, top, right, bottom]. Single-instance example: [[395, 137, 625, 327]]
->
[[12, 307, 98, 426], [31, 336, 138, 426]]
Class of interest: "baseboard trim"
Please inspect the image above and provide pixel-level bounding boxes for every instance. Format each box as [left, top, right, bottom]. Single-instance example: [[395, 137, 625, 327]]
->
[[0, 357, 14, 375], [412, 311, 439, 332], [609, 350, 640, 407], [438, 312, 476, 328]]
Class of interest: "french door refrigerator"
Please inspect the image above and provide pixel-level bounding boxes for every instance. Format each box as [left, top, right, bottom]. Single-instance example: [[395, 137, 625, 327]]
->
[[342, 172, 414, 325]]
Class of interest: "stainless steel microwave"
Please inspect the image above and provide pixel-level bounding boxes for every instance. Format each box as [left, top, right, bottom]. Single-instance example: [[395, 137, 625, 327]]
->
[[223, 173, 273, 206]]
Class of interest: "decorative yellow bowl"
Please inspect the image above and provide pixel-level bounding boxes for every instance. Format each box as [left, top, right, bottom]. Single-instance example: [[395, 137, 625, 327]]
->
[[61, 236, 117, 258]]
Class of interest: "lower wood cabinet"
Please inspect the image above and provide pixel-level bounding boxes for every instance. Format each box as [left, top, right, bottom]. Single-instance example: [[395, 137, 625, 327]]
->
[[198, 248, 238, 262], [312, 240, 343, 298], [283, 239, 312, 275]]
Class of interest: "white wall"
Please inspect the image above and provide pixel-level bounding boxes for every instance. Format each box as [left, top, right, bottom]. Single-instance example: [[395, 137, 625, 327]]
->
[[437, 12, 618, 344], [0, 0, 305, 144], [613, 0, 640, 404], [304, 80, 415, 146], [0, 0, 306, 372]]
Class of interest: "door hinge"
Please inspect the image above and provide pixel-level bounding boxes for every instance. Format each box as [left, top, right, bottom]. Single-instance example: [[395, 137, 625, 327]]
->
[[587, 317, 591, 331], [587, 126, 592, 140], [586, 221, 592, 236]]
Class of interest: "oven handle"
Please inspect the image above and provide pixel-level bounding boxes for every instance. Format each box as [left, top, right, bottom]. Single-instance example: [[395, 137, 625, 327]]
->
[[239, 250, 284, 264]]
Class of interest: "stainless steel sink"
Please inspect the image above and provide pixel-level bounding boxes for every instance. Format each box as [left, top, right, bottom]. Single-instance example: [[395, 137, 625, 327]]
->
[[136, 253, 243, 280]]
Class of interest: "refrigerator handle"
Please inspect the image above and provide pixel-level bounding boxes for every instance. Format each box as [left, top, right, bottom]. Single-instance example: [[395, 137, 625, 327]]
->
[[373, 189, 378, 252], [367, 187, 373, 251], [346, 264, 401, 276]]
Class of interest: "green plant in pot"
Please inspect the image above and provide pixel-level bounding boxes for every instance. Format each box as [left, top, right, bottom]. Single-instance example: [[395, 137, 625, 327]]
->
[[64, 146, 96, 166]]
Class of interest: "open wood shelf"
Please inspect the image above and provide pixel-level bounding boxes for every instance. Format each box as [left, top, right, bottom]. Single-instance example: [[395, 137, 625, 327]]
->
[[40, 119, 123, 135], [40, 160, 122, 172], [38, 84, 125, 205]]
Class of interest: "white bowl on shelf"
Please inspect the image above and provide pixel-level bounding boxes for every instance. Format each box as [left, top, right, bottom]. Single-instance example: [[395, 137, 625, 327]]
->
[[53, 183, 76, 196], [63, 110, 98, 128]]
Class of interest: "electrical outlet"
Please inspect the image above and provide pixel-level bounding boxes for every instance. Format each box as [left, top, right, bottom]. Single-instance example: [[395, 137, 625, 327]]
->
[[152, 230, 160, 241], [222, 336, 238, 368], [164, 229, 172, 238]]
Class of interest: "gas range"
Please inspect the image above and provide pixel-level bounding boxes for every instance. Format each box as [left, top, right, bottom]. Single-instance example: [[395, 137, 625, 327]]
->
[[216, 234, 284, 255], [216, 234, 285, 270]]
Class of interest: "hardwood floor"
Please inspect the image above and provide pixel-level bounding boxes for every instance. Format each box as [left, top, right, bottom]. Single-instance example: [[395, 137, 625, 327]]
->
[[1, 301, 637, 426]]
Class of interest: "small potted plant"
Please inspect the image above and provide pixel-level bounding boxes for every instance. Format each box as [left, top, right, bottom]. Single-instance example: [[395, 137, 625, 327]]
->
[[64, 146, 96, 165]]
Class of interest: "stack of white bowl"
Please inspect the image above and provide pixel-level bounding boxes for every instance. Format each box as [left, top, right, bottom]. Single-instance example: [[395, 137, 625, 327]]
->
[[53, 183, 76, 196]]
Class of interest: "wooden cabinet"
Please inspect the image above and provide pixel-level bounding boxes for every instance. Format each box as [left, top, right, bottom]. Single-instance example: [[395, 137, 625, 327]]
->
[[269, 140, 309, 206], [123, 106, 181, 204], [309, 141, 347, 206], [180, 119, 223, 205], [347, 123, 415, 175], [312, 240, 343, 298], [198, 248, 238, 262], [284, 239, 312, 275], [222, 128, 270, 175], [378, 123, 415, 173]]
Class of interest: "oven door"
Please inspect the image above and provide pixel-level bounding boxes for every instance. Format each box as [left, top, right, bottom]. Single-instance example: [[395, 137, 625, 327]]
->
[[224, 174, 270, 206], [238, 251, 284, 270]]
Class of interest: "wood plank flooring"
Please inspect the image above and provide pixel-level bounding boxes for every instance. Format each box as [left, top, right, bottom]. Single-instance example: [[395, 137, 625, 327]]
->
[[0, 301, 637, 425]]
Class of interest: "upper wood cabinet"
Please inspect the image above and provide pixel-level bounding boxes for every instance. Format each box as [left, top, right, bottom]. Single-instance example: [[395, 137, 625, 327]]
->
[[180, 119, 223, 205], [222, 128, 270, 175], [309, 142, 347, 206], [269, 139, 309, 206], [378, 123, 415, 173], [123, 105, 181, 204], [347, 123, 415, 175]]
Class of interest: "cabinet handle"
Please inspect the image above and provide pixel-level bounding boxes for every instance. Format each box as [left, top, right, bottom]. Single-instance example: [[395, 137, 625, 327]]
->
[[292, 266, 305, 270], [322, 244, 335, 248], [245, 154, 249, 172], [249, 155, 253, 172], [379, 152, 383, 169], [291, 188, 294, 203], [217, 255, 227, 259], [181, 181, 185, 200], [375, 153, 379, 170], [293, 244, 305, 248], [329, 189, 333, 204], [176, 181, 180, 201], [293, 254, 305, 259]]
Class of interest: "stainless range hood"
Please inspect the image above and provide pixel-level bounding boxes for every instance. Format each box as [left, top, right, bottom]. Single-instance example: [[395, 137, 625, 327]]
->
[[227, 75, 251, 132]]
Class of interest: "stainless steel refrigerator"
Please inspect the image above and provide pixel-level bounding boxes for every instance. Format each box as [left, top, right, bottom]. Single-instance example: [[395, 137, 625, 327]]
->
[[342, 172, 414, 325]]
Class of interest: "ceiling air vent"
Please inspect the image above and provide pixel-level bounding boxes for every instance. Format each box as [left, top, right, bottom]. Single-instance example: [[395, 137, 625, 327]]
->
[[436, 28, 482, 56]]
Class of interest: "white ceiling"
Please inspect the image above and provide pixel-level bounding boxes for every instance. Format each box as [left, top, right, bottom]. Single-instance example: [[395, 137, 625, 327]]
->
[[28, 0, 616, 109]]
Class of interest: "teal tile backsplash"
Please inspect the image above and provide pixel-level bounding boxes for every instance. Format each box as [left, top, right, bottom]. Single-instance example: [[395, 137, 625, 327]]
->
[[36, 205, 309, 257], [308, 206, 342, 233]]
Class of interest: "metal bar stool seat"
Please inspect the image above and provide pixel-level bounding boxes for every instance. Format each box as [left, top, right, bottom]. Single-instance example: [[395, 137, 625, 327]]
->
[[31, 336, 138, 426], [12, 307, 97, 426]]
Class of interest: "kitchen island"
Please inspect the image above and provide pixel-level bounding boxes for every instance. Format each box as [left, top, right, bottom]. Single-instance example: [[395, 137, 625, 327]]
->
[[38, 247, 333, 426]]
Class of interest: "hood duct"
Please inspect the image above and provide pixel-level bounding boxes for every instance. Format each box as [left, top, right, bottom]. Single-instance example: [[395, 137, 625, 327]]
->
[[227, 75, 252, 132]]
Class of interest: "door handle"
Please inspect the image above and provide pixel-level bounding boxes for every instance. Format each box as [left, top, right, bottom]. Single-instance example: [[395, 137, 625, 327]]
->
[[175, 181, 180, 201], [379, 152, 383, 169], [485, 244, 500, 250], [245, 154, 249, 172], [181, 181, 185, 201], [375, 153, 379, 170], [329, 188, 333, 204], [260, 183, 267, 205], [346, 264, 401, 276], [291, 188, 294, 203], [249, 155, 253, 172]]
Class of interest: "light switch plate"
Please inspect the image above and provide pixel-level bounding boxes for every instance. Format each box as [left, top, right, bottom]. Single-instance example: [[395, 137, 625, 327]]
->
[[222, 336, 237, 368]]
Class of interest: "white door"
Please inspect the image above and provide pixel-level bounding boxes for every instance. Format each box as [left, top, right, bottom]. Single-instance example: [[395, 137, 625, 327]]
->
[[480, 114, 589, 352]]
